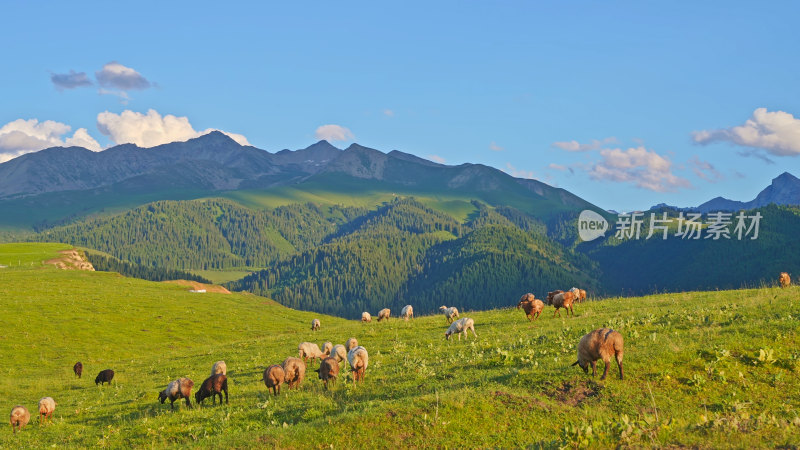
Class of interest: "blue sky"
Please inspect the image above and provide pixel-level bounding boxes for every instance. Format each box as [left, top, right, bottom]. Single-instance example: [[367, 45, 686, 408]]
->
[[2, 1, 799, 211]]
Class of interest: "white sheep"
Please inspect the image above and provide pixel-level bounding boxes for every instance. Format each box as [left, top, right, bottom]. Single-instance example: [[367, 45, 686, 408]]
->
[[361, 312, 372, 322], [377, 308, 391, 321], [331, 344, 348, 363], [445, 317, 477, 340], [298, 342, 324, 362], [311, 318, 321, 331], [400, 305, 414, 321], [347, 346, 369, 384], [37, 397, 56, 424], [211, 360, 227, 376], [321, 341, 333, 356], [439, 306, 459, 323]]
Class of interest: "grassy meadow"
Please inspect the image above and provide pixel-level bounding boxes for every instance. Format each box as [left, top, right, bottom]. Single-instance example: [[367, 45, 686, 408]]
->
[[1, 243, 799, 448]]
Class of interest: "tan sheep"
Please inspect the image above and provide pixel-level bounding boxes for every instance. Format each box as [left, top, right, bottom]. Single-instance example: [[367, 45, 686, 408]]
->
[[780, 272, 791, 288], [311, 318, 321, 331], [377, 308, 391, 321], [298, 342, 324, 363], [345, 337, 358, 352], [263, 364, 285, 396], [158, 378, 194, 410], [281, 357, 306, 389], [331, 344, 348, 363], [445, 318, 477, 340], [37, 397, 56, 424], [400, 305, 414, 321], [211, 360, 227, 376], [572, 328, 624, 380], [361, 312, 372, 322], [321, 342, 333, 356], [517, 293, 544, 321], [551, 291, 576, 317], [347, 346, 369, 384], [9, 405, 29, 434]]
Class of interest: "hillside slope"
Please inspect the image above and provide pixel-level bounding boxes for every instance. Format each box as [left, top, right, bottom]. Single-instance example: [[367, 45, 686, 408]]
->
[[1, 243, 798, 448]]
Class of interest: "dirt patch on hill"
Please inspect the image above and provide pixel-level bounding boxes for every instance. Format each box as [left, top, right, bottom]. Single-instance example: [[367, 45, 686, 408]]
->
[[44, 249, 95, 271], [492, 391, 550, 411], [545, 380, 602, 406], [162, 280, 231, 294]]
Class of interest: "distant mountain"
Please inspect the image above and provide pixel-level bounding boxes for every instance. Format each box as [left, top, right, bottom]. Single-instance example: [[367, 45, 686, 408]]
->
[[0, 133, 602, 228], [651, 172, 800, 213]]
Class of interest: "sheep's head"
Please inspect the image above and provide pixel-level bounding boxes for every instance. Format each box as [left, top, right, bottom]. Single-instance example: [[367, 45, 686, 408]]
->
[[158, 391, 167, 403], [571, 360, 589, 373], [445, 332, 451, 340]]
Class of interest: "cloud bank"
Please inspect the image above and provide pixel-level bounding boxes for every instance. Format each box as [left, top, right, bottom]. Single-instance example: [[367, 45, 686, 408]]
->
[[692, 108, 800, 157], [587, 146, 691, 192], [315, 124, 354, 142], [0, 119, 101, 163], [51, 70, 92, 90]]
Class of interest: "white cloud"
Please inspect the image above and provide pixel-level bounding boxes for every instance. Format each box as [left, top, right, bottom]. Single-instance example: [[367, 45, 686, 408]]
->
[[50, 70, 92, 90], [489, 142, 504, 151], [95, 62, 151, 91], [383, 109, 395, 117], [96, 109, 250, 148], [0, 118, 101, 162], [587, 146, 691, 192], [427, 154, 446, 164], [504, 163, 536, 180], [688, 156, 723, 183], [552, 137, 617, 152], [315, 124, 354, 142], [692, 108, 800, 157]]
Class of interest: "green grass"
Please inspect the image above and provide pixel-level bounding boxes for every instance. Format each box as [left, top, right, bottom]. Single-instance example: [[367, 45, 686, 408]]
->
[[1, 243, 799, 448], [188, 269, 255, 284]]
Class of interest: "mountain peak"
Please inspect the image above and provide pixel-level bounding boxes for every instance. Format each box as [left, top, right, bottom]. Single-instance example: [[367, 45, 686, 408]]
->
[[773, 171, 799, 185], [191, 130, 241, 146]]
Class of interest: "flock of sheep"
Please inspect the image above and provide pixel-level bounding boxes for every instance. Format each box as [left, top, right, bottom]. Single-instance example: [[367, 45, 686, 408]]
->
[[10, 273, 793, 434]]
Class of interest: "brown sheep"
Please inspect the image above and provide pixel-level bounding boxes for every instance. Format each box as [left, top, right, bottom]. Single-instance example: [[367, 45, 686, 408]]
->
[[95, 369, 114, 385], [517, 294, 544, 321], [572, 328, 624, 380], [315, 357, 340, 389], [377, 308, 391, 321], [37, 397, 56, 424], [579, 289, 587, 302], [780, 272, 791, 288], [195, 374, 228, 405], [9, 406, 30, 434], [282, 357, 306, 389], [551, 291, 576, 317], [345, 337, 358, 352], [159, 378, 194, 410], [546, 290, 564, 304], [73, 362, 82, 378], [263, 365, 285, 396]]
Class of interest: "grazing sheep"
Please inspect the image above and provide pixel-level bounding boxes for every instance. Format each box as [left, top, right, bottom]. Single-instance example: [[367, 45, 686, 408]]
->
[[158, 378, 194, 410], [546, 290, 564, 305], [331, 344, 348, 363], [263, 365, 285, 396], [37, 397, 56, 424], [517, 294, 544, 321], [311, 318, 321, 331], [282, 357, 306, 389], [579, 289, 587, 302], [439, 306, 460, 323], [298, 342, 324, 363], [347, 346, 369, 384], [361, 312, 372, 322], [211, 360, 227, 376], [345, 337, 359, 352], [551, 291, 576, 317], [572, 328, 624, 380], [321, 342, 333, 356], [400, 305, 414, 321], [315, 357, 340, 389], [377, 308, 391, 321], [73, 362, 82, 378], [195, 374, 228, 405], [445, 317, 477, 340], [9, 406, 29, 434], [95, 369, 114, 385], [780, 272, 791, 288], [569, 287, 588, 303]]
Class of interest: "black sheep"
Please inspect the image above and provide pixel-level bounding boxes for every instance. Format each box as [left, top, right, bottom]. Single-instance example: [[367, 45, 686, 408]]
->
[[195, 373, 228, 405], [73, 362, 83, 378], [95, 369, 114, 385]]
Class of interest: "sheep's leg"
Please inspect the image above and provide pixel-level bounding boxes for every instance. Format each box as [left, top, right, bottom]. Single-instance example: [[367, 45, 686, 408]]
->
[[601, 359, 610, 380], [591, 360, 597, 377], [617, 359, 624, 380]]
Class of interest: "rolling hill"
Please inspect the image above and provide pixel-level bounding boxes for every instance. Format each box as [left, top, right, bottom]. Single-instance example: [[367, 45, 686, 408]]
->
[[1, 243, 798, 448]]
